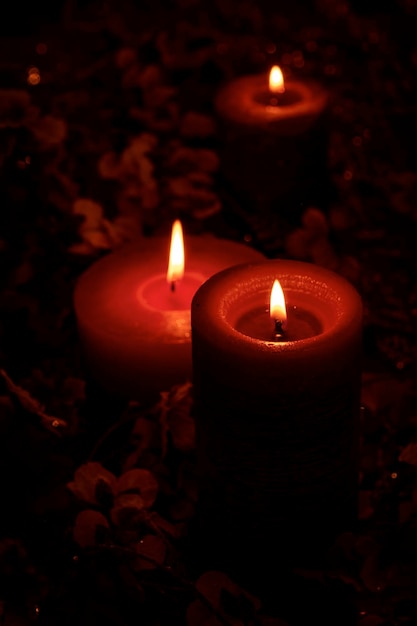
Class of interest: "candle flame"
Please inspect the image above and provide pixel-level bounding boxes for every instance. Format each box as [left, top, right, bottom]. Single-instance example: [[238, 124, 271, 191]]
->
[[269, 65, 285, 94], [270, 279, 287, 328], [167, 220, 185, 285]]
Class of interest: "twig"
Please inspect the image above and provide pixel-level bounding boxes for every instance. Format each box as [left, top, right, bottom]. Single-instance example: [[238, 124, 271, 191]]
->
[[87, 412, 138, 461], [0, 369, 67, 436], [139, 510, 178, 548], [92, 544, 236, 626]]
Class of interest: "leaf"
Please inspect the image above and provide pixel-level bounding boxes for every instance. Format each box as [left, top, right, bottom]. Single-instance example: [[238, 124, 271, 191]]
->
[[81, 228, 113, 250], [141, 184, 159, 211], [361, 374, 410, 417], [156, 382, 194, 456], [196, 149, 220, 173], [97, 151, 121, 179], [73, 510, 110, 548], [168, 146, 219, 173], [166, 382, 195, 452], [143, 85, 177, 109], [167, 176, 193, 197], [134, 534, 166, 570], [110, 135, 158, 198], [358, 490, 374, 520], [67, 462, 117, 506], [196, 571, 237, 606], [187, 570, 259, 626], [186, 600, 224, 626], [398, 499, 417, 525], [115, 47, 138, 69], [123, 417, 157, 470], [136, 64, 162, 90], [116, 469, 158, 508], [147, 511, 179, 538], [13, 260, 33, 286], [399, 442, 417, 466], [121, 134, 158, 176], [285, 228, 314, 260], [329, 204, 357, 231], [187, 171, 214, 187], [30, 115, 67, 147], [0, 368, 45, 415], [301, 207, 329, 237], [220, 588, 257, 621], [110, 493, 145, 526], [192, 199, 222, 219], [360, 555, 387, 593], [339, 255, 361, 284], [110, 216, 143, 243], [310, 238, 339, 270], [73, 198, 103, 230], [68, 242, 95, 255], [198, 571, 261, 615], [354, 535, 379, 558]]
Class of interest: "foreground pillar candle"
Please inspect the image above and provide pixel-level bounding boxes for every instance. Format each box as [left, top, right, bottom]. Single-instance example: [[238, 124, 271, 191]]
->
[[74, 225, 265, 401], [215, 66, 329, 218], [191, 260, 362, 580]]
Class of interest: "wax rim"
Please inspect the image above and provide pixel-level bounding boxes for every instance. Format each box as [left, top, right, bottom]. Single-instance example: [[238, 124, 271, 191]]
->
[[74, 236, 266, 337], [191, 260, 362, 352], [235, 302, 323, 341], [137, 271, 206, 312], [215, 74, 328, 126]]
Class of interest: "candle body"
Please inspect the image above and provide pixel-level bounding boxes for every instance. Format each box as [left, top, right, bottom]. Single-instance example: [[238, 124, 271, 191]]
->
[[215, 74, 329, 219], [191, 260, 362, 581], [74, 237, 264, 401]]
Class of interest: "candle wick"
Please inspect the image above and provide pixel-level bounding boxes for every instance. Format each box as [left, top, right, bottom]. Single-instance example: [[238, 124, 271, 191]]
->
[[274, 318, 285, 340], [171, 281, 176, 293]]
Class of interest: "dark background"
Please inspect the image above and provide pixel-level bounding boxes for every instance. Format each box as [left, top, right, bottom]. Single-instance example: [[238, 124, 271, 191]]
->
[[1, 1, 417, 625]]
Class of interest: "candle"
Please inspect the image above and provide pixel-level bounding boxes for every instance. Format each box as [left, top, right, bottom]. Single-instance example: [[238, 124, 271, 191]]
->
[[73, 222, 265, 401], [191, 260, 362, 580], [214, 66, 329, 218]]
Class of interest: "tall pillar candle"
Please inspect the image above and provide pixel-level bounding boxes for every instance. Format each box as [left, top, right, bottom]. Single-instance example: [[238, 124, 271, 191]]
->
[[214, 66, 329, 219], [191, 260, 362, 580], [74, 229, 265, 402]]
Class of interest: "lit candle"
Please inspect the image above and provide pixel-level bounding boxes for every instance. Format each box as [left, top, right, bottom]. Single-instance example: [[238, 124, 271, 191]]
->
[[191, 260, 362, 577], [73, 222, 265, 401], [215, 66, 329, 217]]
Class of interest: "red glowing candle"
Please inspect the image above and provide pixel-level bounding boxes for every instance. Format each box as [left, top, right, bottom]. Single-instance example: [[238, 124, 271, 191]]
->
[[73, 222, 265, 401], [214, 65, 329, 217], [191, 260, 362, 577]]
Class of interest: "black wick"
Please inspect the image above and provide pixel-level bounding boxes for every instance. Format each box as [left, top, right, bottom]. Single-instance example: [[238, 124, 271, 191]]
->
[[274, 318, 284, 339]]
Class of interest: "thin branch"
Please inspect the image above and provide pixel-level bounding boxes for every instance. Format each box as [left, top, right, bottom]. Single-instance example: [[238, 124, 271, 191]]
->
[[92, 544, 236, 626], [0, 368, 67, 436]]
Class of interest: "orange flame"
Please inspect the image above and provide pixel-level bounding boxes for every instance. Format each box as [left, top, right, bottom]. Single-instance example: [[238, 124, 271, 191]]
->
[[167, 220, 185, 285], [269, 65, 285, 94], [270, 279, 287, 328]]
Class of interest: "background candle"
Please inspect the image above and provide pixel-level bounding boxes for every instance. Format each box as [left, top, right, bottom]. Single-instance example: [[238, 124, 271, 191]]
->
[[74, 234, 265, 401], [191, 260, 362, 583], [214, 67, 329, 220]]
